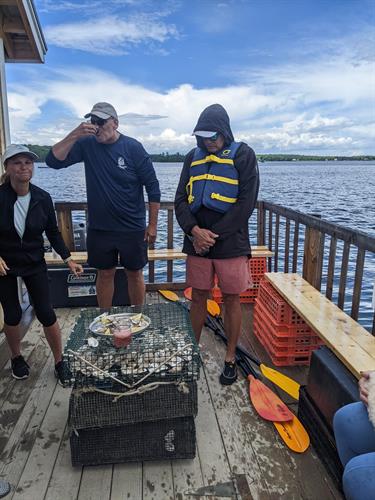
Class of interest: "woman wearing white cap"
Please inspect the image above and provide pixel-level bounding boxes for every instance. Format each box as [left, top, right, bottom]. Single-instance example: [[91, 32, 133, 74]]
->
[[0, 144, 83, 382]]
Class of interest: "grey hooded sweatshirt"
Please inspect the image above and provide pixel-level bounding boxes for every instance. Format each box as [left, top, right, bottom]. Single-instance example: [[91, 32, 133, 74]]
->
[[175, 104, 260, 259]]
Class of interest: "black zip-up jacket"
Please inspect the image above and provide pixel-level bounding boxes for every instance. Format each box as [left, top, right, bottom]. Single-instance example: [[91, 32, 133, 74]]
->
[[175, 104, 260, 259], [0, 182, 70, 276]]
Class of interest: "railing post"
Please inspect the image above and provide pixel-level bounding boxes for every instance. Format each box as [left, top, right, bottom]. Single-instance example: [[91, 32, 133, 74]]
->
[[303, 225, 324, 290], [57, 208, 74, 251], [257, 201, 265, 246]]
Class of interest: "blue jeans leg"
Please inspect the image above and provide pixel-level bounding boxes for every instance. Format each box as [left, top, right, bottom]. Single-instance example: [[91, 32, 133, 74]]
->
[[343, 452, 375, 500], [333, 402, 375, 499]]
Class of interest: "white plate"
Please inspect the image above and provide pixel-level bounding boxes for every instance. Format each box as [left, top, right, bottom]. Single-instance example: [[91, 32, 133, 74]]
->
[[89, 312, 151, 337]]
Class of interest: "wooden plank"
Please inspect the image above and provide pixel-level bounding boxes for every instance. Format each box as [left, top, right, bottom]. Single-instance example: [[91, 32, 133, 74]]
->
[[11, 382, 71, 500], [292, 221, 299, 273], [171, 456, 204, 499], [338, 242, 350, 310], [284, 219, 290, 273], [303, 226, 324, 290], [326, 237, 337, 300], [57, 209, 74, 251], [194, 368, 233, 488], [202, 326, 341, 499], [44, 424, 82, 500], [111, 463, 142, 499], [200, 328, 270, 499], [143, 461, 174, 500], [274, 214, 280, 272], [265, 273, 375, 378], [44, 247, 274, 266], [167, 208, 174, 282], [78, 465, 112, 500], [0, 310, 78, 497], [351, 248, 365, 320]]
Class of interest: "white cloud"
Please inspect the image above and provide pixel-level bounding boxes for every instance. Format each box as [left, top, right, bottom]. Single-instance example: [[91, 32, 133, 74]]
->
[[44, 15, 179, 55], [6, 38, 375, 155]]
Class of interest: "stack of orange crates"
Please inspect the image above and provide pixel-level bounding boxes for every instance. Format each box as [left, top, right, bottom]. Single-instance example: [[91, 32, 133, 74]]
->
[[253, 280, 324, 366], [211, 257, 267, 304]]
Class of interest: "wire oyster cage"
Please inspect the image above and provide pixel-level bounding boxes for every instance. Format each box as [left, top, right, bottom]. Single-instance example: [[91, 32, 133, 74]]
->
[[69, 381, 198, 429], [62, 302, 200, 389]]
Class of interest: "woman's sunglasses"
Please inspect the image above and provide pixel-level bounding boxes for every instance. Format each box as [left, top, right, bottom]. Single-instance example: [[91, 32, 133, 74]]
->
[[90, 116, 109, 127]]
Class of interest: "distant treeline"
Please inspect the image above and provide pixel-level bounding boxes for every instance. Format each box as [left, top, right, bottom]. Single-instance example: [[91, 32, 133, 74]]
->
[[26, 145, 375, 163]]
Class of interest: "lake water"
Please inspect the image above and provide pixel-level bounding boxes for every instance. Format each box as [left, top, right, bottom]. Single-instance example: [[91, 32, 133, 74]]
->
[[33, 160, 375, 329]]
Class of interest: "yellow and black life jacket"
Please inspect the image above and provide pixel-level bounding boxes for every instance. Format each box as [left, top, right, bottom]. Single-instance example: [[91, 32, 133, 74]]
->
[[186, 141, 241, 214]]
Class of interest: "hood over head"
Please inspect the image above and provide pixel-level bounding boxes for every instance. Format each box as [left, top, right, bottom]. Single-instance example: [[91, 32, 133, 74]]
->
[[192, 104, 234, 150]]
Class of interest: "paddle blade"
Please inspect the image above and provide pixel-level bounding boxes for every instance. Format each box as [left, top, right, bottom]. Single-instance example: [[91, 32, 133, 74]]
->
[[274, 417, 310, 453], [158, 290, 179, 302], [184, 287, 192, 301], [259, 364, 300, 400], [207, 299, 221, 317], [248, 375, 294, 422]]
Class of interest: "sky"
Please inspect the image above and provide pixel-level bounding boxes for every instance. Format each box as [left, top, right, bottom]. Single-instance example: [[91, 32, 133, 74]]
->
[[4, 0, 375, 155]]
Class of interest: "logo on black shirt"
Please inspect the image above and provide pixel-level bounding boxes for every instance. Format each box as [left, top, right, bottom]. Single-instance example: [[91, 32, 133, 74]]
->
[[117, 156, 127, 169]]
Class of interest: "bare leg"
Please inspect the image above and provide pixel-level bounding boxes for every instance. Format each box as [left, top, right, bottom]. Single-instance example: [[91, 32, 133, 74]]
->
[[190, 288, 210, 342], [125, 269, 145, 305], [3, 324, 22, 358], [43, 321, 62, 363], [96, 268, 116, 309], [222, 293, 242, 362]]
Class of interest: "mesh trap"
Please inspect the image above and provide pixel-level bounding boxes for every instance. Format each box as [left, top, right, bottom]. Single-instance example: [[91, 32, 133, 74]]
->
[[69, 381, 198, 429], [70, 416, 196, 466], [62, 302, 200, 389]]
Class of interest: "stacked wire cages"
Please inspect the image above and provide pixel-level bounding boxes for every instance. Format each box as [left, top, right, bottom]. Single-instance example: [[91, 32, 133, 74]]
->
[[63, 302, 200, 465], [212, 257, 267, 304], [254, 280, 324, 366]]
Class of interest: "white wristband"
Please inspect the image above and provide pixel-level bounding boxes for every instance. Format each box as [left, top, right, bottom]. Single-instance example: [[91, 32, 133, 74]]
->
[[64, 256, 73, 264]]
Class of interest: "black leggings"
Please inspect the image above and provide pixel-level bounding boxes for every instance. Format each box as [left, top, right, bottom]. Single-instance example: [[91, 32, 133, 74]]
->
[[0, 271, 56, 327]]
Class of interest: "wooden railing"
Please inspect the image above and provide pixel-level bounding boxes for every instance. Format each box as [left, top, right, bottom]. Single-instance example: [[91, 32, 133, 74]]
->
[[54, 200, 375, 331], [54, 201, 185, 290], [257, 201, 375, 333]]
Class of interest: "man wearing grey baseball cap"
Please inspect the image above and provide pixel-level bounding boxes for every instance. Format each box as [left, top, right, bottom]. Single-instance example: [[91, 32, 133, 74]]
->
[[46, 102, 161, 307]]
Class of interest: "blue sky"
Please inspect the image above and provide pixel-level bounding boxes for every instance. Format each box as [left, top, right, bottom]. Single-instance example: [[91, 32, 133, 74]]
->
[[5, 0, 375, 154]]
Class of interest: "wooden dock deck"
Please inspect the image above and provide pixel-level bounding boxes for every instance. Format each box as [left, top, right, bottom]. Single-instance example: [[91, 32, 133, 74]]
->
[[0, 295, 343, 499]]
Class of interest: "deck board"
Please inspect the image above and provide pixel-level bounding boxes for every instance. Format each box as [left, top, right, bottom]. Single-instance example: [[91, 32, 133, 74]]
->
[[0, 295, 343, 499]]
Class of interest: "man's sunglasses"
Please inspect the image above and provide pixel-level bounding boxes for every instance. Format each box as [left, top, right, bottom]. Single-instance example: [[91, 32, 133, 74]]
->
[[90, 116, 109, 127], [205, 132, 220, 142]]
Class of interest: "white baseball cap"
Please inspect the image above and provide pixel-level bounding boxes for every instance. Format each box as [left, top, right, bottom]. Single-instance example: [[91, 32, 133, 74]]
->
[[193, 130, 218, 138], [2, 144, 39, 164]]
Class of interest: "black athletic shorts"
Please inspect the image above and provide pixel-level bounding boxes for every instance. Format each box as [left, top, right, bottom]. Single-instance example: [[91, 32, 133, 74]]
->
[[87, 229, 148, 271]]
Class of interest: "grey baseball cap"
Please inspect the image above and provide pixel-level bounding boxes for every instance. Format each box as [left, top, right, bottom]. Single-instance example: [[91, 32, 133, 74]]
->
[[2, 144, 39, 164], [193, 130, 217, 138], [84, 102, 118, 120]]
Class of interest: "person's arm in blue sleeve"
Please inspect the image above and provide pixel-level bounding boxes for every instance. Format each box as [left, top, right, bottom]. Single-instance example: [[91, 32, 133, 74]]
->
[[46, 122, 97, 169], [210, 145, 260, 240], [136, 150, 161, 245]]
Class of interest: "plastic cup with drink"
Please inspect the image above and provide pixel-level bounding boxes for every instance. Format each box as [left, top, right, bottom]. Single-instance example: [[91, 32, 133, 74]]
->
[[113, 319, 132, 348]]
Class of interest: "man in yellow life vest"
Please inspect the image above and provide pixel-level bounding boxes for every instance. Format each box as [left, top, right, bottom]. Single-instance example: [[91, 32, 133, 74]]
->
[[175, 104, 260, 385]]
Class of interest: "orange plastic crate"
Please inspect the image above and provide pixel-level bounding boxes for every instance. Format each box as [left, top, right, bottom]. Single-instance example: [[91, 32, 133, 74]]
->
[[257, 280, 306, 325], [254, 326, 311, 366], [253, 317, 313, 366], [249, 257, 267, 275], [254, 299, 313, 337], [253, 308, 322, 349]]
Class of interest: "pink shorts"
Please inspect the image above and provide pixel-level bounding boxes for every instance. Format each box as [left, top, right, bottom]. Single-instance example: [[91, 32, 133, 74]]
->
[[186, 255, 252, 294]]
